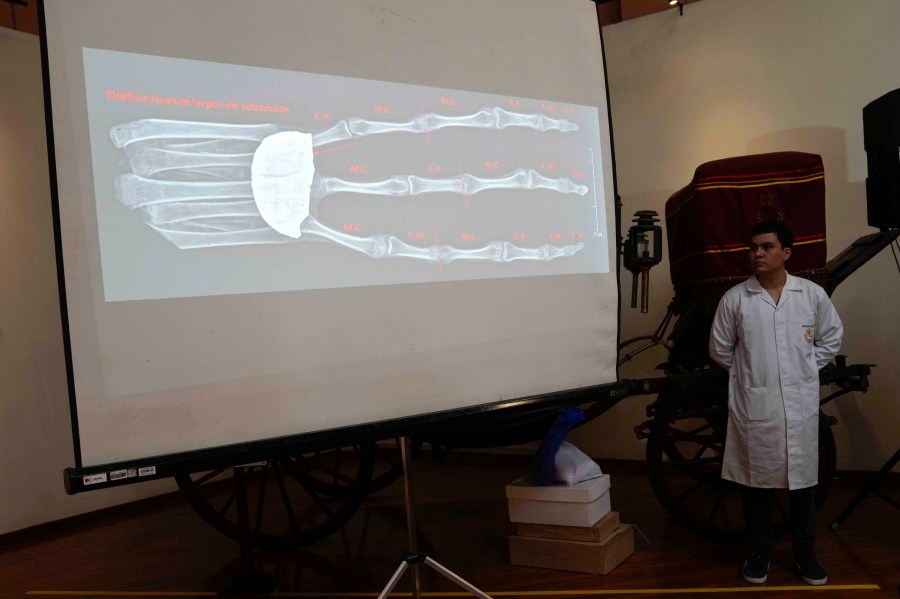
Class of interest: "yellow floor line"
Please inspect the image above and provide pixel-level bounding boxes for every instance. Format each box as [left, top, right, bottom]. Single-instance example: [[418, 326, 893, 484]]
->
[[26, 584, 882, 596], [26, 594, 216, 597]]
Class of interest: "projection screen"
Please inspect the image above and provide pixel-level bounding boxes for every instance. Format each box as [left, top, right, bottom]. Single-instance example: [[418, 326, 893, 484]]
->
[[40, 0, 620, 486]]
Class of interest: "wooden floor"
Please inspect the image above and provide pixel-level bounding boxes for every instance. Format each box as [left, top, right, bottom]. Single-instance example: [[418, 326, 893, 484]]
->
[[1, 451, 898, 598]]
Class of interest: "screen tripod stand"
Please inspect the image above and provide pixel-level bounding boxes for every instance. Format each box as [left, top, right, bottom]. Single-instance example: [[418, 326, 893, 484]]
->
[[377, 436, 494, 599]]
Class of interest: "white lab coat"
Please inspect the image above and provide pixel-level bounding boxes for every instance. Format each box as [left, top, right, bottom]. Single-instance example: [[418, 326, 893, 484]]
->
[[709, 274, 843, 490]]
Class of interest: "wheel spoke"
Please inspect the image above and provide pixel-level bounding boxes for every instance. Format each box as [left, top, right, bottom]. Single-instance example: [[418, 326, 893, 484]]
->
[[291, 450, 360, 486], [273, 461, 303, 535], [332, 448, 344, 487], [683, 420, 715, 436], [706, 486, 727, 524], [280, 457, 337, 518], [194, 468, 227, 486], [689, 441, 722, 461], [674, 479, 707, 503], [664, 426, 721, 448], [217, 479, 239, 518], [254, 463, 270, 535]]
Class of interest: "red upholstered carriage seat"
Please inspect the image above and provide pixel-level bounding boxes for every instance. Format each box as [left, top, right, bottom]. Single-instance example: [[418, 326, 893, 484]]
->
[[665, 151, 828, 313]]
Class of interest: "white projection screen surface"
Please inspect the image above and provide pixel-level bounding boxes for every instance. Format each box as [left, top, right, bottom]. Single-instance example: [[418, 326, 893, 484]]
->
[[41, 0, 619, 471]]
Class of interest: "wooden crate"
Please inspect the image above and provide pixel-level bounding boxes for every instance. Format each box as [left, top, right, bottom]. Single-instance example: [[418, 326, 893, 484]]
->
[[516, 511, 620, 543], [509, 524, 634, 575]]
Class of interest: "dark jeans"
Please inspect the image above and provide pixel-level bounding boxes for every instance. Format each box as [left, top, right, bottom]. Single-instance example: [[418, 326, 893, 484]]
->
[[741, 484, 817, 556]]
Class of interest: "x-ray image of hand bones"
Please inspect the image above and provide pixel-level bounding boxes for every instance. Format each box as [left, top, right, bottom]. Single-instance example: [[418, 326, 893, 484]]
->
[[111, 107, 591, 263]]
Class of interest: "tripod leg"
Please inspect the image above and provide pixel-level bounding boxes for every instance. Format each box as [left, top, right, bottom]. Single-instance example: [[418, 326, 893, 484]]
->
[[377, 436, 489, 598], [424, 557, 494, 599], [376, 560, 409, 599], [400, 437, 422, 597]]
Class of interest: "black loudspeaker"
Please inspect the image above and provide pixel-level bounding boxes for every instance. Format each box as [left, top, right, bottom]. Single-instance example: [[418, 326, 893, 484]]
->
[[864, 88, 900, 230]]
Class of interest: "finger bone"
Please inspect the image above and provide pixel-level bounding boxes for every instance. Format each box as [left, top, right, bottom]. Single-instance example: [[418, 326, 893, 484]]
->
[[316, 169, 587, 198], [311, 107, 579, 147]]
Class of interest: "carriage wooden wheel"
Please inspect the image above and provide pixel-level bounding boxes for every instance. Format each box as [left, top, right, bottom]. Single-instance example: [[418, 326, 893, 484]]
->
[[293, 438, 406, 497], [175, 442, 376, 549], [643, 372, 837, 544], [173, 406, 561, 549]]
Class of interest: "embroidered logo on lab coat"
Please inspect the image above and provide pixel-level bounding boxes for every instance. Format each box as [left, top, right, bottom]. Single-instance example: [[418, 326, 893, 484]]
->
[[803, 326, 814, 343]]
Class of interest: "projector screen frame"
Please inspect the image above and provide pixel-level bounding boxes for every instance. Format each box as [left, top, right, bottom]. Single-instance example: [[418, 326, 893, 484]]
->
[[61, 378, 639, 494], [37, 0, 628, 495]]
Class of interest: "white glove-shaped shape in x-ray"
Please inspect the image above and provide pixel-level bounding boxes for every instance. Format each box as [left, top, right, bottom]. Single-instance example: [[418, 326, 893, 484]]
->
[[111, 107, 589, 263]]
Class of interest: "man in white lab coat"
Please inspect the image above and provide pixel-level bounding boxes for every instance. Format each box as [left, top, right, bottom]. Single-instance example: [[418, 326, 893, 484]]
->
[[709, 220, 843, 586]]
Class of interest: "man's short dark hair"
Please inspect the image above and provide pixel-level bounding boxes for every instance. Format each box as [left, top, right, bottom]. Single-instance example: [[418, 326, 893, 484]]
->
[[750, 220, 794, 249]]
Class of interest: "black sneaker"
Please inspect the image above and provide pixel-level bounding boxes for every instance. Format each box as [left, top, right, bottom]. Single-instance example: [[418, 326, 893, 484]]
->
[[742, 552, 770, 584], [796, 553, 827, 585]]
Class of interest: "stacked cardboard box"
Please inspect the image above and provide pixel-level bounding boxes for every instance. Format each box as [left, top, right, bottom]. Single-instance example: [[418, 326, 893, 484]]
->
[[506, 474, 634, 575]]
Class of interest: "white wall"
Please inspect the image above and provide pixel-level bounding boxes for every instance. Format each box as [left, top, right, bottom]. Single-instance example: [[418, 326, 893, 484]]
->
[[0, 29, 175, 536], [571, 0, 900, 473]]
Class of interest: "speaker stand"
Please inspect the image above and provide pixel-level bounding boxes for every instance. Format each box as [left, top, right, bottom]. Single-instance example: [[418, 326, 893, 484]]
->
[[377, 437, 493, 599]]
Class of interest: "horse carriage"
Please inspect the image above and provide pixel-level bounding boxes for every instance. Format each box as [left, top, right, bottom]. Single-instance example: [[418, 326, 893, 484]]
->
[[173, 149, 897, 551]]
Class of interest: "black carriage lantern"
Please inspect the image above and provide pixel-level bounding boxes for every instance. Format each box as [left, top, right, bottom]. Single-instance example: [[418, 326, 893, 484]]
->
[[623, 210, 663, 313]]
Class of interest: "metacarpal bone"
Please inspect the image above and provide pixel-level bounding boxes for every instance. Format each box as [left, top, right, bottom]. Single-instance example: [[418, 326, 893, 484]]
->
[[110, 119, 282, 148], [147, 222, 289, 248], [139, 200, 261, 225], [115, 174, 252, 207], [124, 144, 254, 178]]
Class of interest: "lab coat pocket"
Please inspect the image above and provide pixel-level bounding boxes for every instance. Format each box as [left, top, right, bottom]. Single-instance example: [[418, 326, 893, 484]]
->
[[736, 386, 773, 422]]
